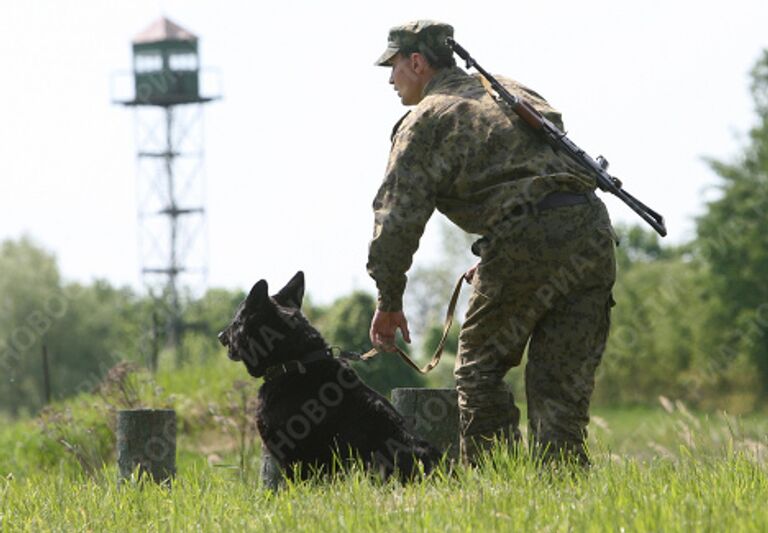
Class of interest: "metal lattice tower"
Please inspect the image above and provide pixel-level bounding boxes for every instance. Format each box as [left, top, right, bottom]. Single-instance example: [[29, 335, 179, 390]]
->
[[115, 17, 220, 365]]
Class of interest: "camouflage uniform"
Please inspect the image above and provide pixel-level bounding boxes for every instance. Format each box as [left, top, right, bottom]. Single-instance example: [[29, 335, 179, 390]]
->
[[368, 22, 616, 464]]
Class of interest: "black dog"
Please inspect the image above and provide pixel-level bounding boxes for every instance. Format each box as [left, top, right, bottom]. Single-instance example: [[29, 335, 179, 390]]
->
[[218, 271, 440, 481]]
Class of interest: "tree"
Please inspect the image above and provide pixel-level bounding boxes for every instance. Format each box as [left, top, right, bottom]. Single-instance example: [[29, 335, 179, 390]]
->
[[696, 49, 768, 398], [47, 281, 151, 402], [0, 237, 62, 415], [0, 238, 151, 416], [597, 252, 710, 405]]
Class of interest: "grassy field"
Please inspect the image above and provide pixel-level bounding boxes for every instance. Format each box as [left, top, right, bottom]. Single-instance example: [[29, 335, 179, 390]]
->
[[2, 446, 766, 531], [0, 361, 766, 531]]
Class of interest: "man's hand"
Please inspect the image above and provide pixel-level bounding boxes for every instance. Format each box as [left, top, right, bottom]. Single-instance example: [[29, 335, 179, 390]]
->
[[464, 261, 480, 284], [369, 309, 411, 351]]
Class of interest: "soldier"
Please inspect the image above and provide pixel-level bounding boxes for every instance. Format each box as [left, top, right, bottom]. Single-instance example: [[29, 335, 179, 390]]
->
[[367, 20, 617, 465]]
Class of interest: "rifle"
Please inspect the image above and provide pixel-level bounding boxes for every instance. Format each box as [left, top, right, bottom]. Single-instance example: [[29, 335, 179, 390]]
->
[[446, 37, 667, 237]]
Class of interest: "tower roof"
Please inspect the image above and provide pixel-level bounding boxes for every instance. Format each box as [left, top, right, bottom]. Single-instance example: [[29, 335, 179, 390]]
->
[[133, 17, 197, 44]]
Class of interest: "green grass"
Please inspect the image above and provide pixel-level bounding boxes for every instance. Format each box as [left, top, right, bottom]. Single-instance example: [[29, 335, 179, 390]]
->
[[1, 360, 767, 531], [589, 403, 768, 459], [1, 448, 766, 532]]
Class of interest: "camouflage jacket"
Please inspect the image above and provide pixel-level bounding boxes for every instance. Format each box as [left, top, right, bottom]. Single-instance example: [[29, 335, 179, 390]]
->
[[367, 66, 596, 311]]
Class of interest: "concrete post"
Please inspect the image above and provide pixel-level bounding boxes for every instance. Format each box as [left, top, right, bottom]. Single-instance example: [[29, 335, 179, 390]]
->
[[391, 387, 460, 460], [117, 409, 176, 484]]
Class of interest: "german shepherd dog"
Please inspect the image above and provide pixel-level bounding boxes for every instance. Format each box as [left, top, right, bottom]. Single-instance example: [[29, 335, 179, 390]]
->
[[218, 271, 440, 481]]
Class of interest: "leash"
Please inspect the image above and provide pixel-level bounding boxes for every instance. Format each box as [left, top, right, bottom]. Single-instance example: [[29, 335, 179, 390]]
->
[[355, 273, 466, 374]]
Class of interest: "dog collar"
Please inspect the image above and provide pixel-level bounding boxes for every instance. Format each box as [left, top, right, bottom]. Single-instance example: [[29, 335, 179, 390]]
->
[[263, 348, 333, 382]]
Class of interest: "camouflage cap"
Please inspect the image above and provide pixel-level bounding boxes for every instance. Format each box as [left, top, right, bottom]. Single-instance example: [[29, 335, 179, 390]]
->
[[374, 20, 454, 67]]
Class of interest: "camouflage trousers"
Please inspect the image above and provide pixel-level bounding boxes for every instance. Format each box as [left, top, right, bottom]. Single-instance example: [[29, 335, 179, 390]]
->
[[454, 199, 616, 465]]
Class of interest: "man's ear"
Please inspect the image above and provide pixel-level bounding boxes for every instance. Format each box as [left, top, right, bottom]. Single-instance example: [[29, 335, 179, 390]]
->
[[274, 271, 305, 308], [410, 52, 428, 74], [409, 52, 421, 71], [245, 280, 269, 309]]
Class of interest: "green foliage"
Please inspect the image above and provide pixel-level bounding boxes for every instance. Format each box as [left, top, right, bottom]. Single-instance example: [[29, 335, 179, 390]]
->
[[593, 222, 762, 412], [0, 236, 251, 417], [0, 237, 62, 416], [180, 287, 246, 365], [49, 282, 146, 393], [696, 50, 768, 397], [418, 323, 460, 390], [598, 253, 707, 405], [314, 291, 374, 353], [613, 223, 683, 271], [0, 238, 147, 416], [420, 323, 460, 358]]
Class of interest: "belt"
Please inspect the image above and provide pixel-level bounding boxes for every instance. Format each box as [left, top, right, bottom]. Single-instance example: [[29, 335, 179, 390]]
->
[[539, 190, 596, 209], [471, 190, 598, 257], [508, 190, 597, 217]]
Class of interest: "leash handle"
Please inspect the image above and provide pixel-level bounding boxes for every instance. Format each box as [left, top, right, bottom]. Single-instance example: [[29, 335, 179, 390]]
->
[[360, 273, 465, 374]]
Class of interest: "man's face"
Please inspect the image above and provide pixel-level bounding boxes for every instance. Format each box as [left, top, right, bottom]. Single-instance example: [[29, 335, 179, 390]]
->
[[389, 53, 424, 106]]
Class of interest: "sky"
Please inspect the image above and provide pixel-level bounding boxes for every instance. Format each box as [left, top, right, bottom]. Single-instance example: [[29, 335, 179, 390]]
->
[[1, 0, 767, 305]]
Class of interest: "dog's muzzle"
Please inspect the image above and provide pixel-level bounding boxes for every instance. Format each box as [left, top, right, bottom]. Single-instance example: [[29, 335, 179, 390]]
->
[[218, 331, 242, 361], [217, 330, 229, 347]]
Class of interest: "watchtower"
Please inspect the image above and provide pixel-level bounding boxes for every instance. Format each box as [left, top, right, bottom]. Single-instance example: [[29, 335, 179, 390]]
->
[[115, 17, 220, 366]]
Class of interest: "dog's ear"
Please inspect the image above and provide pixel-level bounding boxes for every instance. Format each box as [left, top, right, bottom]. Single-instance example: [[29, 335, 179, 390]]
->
[[274, 271, 305, 308], [245, 279, 269, 310]]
